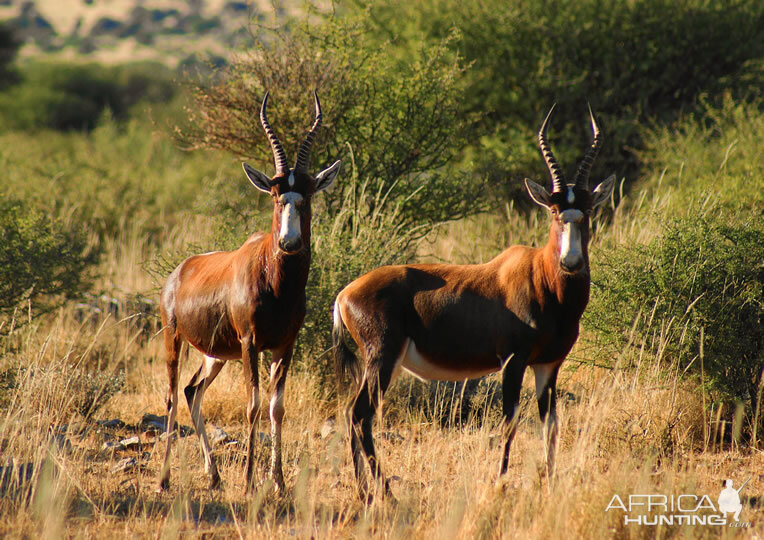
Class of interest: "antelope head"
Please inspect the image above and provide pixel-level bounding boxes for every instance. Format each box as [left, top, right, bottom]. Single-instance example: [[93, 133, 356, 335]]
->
[[524, 105, 615, 274], [242, 91, 341, 254]]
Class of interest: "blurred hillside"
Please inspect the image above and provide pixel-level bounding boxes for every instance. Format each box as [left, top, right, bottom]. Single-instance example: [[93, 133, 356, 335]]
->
[[0, 0, 301, 67]]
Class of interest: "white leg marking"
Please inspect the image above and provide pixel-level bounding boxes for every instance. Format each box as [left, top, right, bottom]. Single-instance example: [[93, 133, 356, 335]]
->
[[532, 363, 559, 475], [269, 360, 286, 486], [190, 356, 224, 476], [160, 381, 179, 485], [532, 363, 557, 399]]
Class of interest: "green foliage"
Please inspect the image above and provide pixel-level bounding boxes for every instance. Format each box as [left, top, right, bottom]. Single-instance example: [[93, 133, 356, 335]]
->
[[0, 111, 234, 245], [586, 101, 763, 430], [0, 194, 100, 328], [177, 13, 483, 227], [0, 61, 177, 131], [351, 0, 763, 197], [590, 213, 762, 420], [0, 21, 21, 89]]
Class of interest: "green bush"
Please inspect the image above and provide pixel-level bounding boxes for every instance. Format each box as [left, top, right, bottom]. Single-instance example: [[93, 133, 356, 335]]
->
[[0, 21, 21, 89], [0, 111, 232, 245], [586, 102, 763, 435], [589, 214, 762, 429], [176, 14, 483, 227], [0, 61, 177, 131], [0, 194, 100, 329], [351, 0, 763, 198]]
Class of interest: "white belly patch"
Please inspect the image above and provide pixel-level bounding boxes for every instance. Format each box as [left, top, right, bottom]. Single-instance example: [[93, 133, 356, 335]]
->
[[396, 339, 499, 382]]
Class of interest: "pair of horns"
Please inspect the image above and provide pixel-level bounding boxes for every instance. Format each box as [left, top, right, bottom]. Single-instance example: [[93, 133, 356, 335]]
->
[[260, 90, 323, 174], [538, 104, 601, 192]]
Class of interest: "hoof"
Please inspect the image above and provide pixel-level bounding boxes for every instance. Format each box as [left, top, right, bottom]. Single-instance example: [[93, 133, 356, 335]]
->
[[157, 478, 170, 493]]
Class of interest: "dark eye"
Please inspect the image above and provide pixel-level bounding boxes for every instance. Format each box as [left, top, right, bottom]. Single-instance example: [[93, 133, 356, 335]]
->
[[551, 208, 558, 216]]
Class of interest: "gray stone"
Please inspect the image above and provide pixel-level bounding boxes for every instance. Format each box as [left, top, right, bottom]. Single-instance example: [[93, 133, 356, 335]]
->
[[111, 457, 138, 473], [119, 436, 141, 450], [320, 418, 336, 439], [209, 426, 228, 445]]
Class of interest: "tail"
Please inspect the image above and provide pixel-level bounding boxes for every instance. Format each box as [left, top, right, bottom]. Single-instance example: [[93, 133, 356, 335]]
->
[[333, 299, 361, 393]]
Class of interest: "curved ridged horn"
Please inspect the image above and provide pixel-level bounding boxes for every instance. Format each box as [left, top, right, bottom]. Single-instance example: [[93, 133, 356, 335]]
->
[[538, 104, 565, 193], [260, 91, 289, 175], [573, 104, 601, 190], [294, 90, 322, 172]]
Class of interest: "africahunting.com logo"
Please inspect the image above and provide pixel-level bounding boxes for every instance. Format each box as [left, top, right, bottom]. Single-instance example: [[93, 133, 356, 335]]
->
[[606, 478, 753, 528]]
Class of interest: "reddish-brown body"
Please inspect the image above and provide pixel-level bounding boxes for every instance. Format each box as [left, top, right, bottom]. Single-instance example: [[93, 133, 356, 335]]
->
[[333, 106, 615, 500], [339, 241, 590, 378], [163, 232, 309, 361], [157, 92, 340, 492]]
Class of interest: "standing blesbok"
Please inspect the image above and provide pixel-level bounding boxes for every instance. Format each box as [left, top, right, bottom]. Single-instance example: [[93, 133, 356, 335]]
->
[[158, 91, 341, 492], [333, 106, 615, 500]]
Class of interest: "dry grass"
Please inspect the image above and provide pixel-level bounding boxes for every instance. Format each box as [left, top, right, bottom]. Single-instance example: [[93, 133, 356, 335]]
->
[[1, 186, 761, 539]]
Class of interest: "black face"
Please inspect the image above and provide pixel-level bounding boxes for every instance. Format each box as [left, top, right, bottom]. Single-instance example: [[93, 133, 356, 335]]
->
[[268, 169, 315, 198], [546, 186, 593, 215]]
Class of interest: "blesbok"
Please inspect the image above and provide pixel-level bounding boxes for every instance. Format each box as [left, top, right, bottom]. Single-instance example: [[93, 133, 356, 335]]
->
[[333, 106, 615, 499], [158, 91, 341, 492]]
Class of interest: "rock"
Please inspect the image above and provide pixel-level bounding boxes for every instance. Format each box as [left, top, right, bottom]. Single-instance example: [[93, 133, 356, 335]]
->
[[140, 414, 167, 431], [141, 414, 193, 436], [209, 426, 228, 445], [101, 440, 123, 452], [320, 418, 336, 439], [119, 436, 141, 450], [111, 457, 138, 473], [96, 419, 125, 429]]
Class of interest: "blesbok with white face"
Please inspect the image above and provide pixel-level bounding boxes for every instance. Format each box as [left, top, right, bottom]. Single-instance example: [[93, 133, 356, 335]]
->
[[333, 106, 615, 500], [158, 91, 341, 492]]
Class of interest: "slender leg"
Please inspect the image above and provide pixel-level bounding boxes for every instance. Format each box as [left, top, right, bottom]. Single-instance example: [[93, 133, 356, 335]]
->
[[269, 344, 293, 491], [499, 354, 528, 476], [533, 363, 560, 479], [184, 355, 225, 488], [241, 335, 261, 492], [158, 332, 181, 491], [349, 359, 395, 502]]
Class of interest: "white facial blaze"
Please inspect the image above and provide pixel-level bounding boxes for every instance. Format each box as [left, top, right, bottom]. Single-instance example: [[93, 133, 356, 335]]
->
[[279, 192, 303, 245], [559, 208, 584, 271]]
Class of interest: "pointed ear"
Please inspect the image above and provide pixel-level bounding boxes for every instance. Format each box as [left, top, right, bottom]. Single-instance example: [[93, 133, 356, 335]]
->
[[591, 174, 616, 208], [314, 160, 341, 193], [524, 178, 552, 209], [242, 162, 272, 194]]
